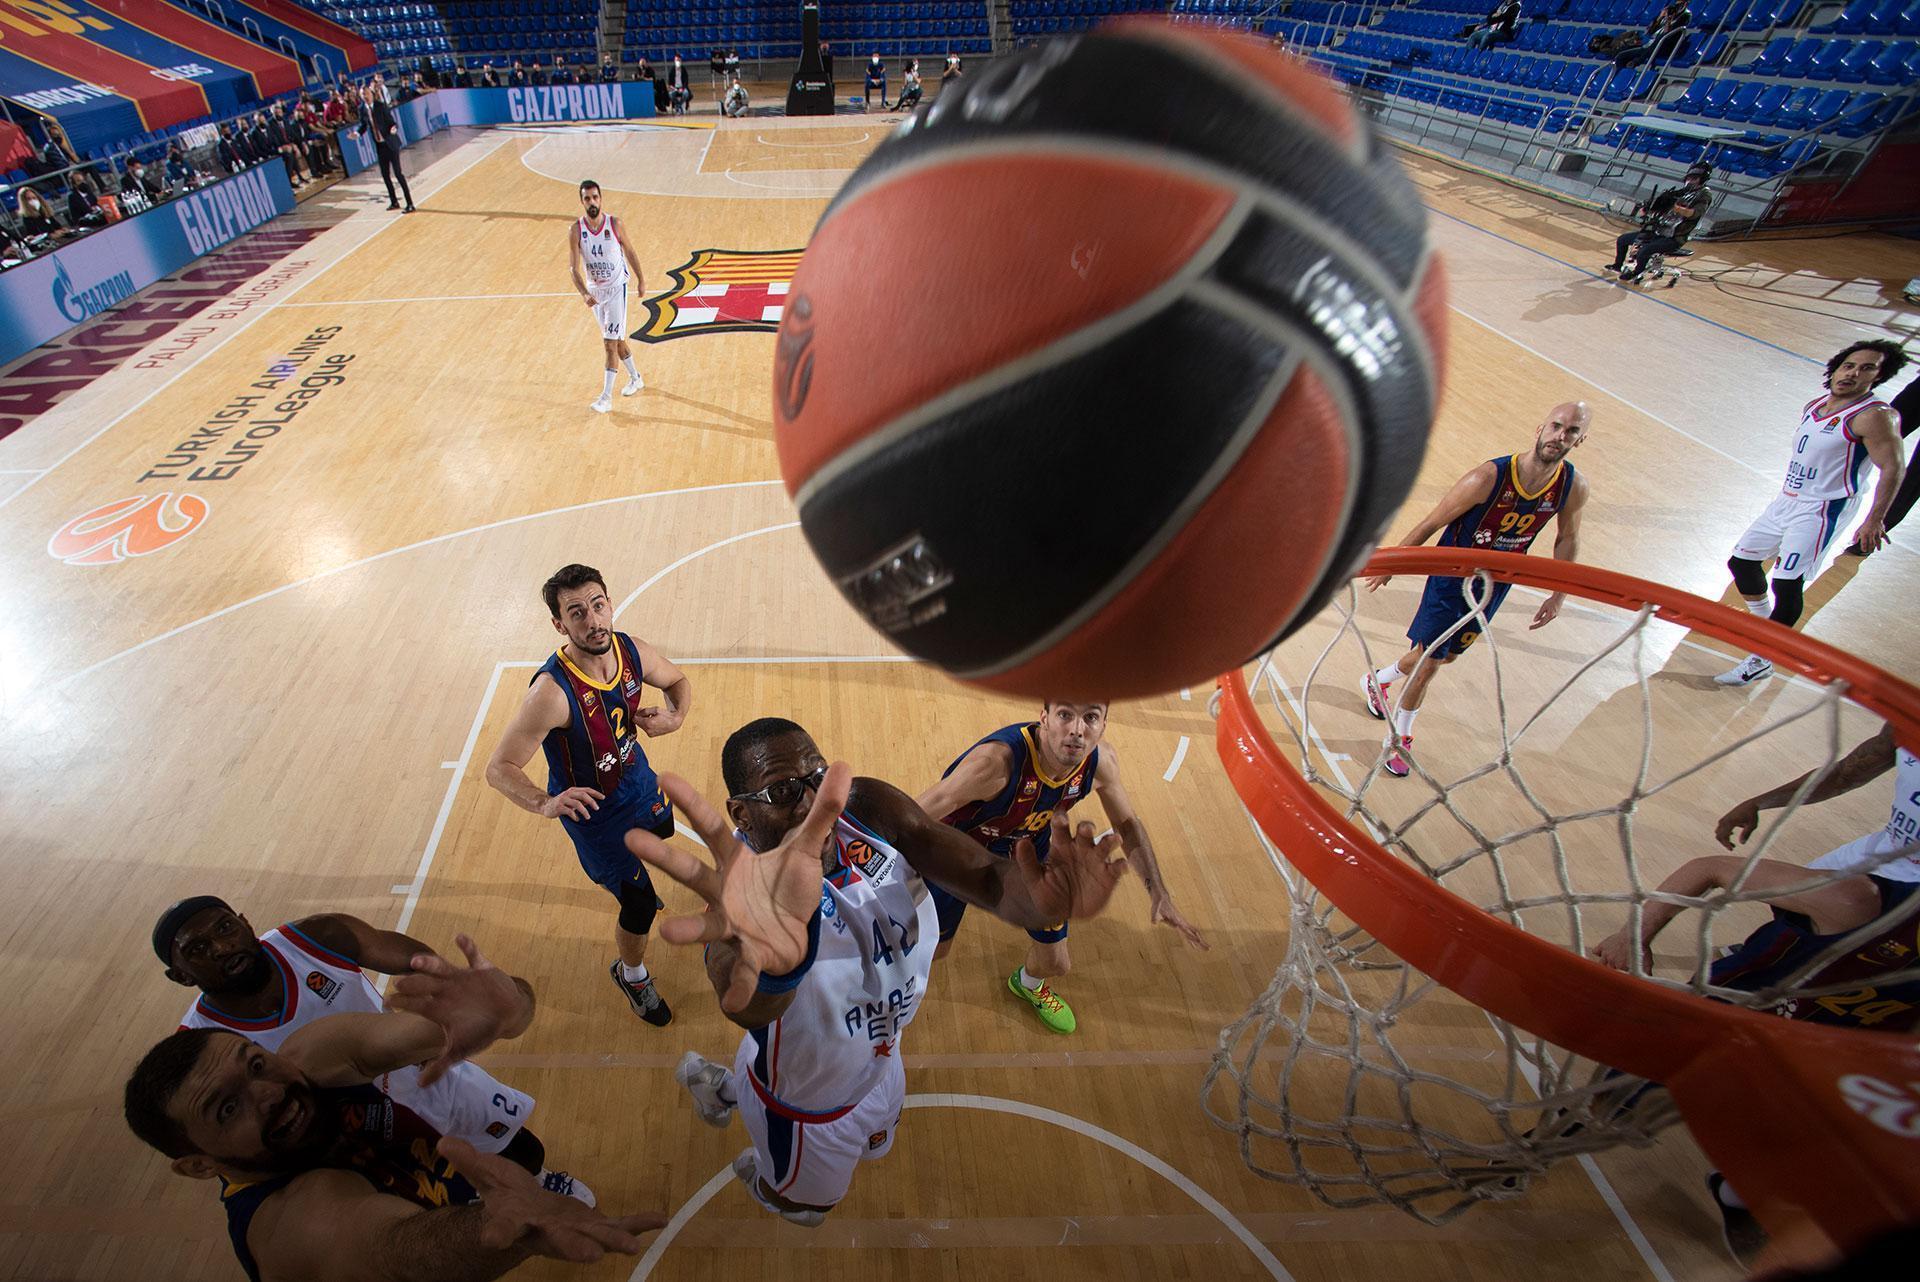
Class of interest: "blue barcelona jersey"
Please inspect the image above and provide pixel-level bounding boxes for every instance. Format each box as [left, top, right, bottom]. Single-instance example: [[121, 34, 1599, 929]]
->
[[1711, 876, 1920, 1032], [941, 723, 1099, 860], [1438, 454, 1574, 554], [535, 631, 662, 821]]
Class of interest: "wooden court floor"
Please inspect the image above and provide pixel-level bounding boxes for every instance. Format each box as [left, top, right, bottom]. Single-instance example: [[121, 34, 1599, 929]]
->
[[0, 108, 1915, 1282]]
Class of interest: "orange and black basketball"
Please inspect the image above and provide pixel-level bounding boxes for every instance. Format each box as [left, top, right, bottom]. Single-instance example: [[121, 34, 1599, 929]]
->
[[772, 21, 1448, 699]]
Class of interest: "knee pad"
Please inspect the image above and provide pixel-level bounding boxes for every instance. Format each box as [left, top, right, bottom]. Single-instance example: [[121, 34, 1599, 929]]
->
[[1768, 576, 1805, 629], [1728, 556, 1768, 596], [617, 876, 659, 935]]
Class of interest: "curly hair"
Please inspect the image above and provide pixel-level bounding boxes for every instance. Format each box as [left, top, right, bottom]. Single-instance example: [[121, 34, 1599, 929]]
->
[[1824, 340, 1910, 390]]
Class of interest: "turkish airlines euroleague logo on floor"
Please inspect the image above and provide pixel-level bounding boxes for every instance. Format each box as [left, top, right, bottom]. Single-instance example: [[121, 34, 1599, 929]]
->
[[47, 493, 209, 566]]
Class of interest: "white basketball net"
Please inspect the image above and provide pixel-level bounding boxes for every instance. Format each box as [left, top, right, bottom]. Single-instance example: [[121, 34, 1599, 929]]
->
[[1201, 569, 1920, 1225]]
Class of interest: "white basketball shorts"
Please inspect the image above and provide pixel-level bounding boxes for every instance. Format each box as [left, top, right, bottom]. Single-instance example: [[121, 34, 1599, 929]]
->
[[589, 283, 628, 341], [731, 1036, 904, 1209], [1730, 491, 1860, 583], [379, 1060, 534, 1155]]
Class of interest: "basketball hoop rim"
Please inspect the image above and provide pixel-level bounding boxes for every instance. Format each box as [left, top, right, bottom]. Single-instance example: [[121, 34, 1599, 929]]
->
[[1215, 546, 1920, 1252]]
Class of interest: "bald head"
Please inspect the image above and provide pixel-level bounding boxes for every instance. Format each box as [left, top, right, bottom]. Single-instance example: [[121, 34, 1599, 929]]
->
[[1531, 402, 1590, 467]]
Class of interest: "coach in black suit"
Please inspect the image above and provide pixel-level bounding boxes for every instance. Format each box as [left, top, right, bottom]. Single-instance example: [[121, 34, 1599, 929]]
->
[[359, 87, 415, 212]]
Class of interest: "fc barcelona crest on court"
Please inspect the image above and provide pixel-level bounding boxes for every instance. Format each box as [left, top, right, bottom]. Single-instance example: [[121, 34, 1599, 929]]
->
[[633, 248, 803, 342]]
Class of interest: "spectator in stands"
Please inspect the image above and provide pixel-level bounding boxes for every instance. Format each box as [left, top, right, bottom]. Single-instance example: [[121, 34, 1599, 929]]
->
[[67, 171, 105, 231], [509, 59, 528, 88], [15, 186, 60, 242], [1615, 0, 1690, 67], [127, 156, 166, 205], [165, 141, 195, 189], [1605, 162, 1713, 282], [666, 55, 692, 114], [397, 77, 420, 103], [1466, 0, 1521, 50], [322, 89, 349, 130], [245, 113, 275, 172], [270, 104, 312, 186], [215, 123, 244, 174], [1, 228, 29, 269], [722, 72, 749, 117], [864, 54, 887, 110], [359, 84, 416, 213], [294, 110, 333, 180], [530, 59, 549, 87], [941, 53, 962, 85], [895, 59, 923, 111], [602, 54, 620, 83]]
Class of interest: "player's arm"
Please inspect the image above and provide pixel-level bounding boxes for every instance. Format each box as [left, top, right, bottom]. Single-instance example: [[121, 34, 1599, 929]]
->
[[629, 638, 691, 737], [1092, 749, 1208, 950], [1716, 723, 1899, 848], [912, 742, 1014, 820], [277, 1011, 453, 1087], [1592, 855, 1884, 973], [485, 676, 603, 821], [1530, 471, 1590, 629], [702, 938, 798, 1030], [611, 216, 645, 295], [290, 913, 435, 975], [1364, 462, 1499, 590], [1851, 407, 1907, 553], [248, 1148, 657, 1282], [566, 226, 591, 304], [854, 777, 1125, 932]]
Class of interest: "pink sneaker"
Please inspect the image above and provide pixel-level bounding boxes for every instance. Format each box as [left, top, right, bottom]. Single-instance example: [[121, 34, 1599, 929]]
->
[[1362, 672, 1392, 720], [1384, 735, 1412, 778]]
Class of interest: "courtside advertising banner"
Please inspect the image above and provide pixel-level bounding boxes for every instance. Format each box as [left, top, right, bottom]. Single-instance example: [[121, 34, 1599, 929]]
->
[[0, 159, 295, 367]]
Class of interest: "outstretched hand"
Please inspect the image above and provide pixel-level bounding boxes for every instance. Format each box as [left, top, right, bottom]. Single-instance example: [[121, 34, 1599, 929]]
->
[[439, 1137, 665, 1263], [388, 935, 532, 1087], [627, 764, 850, 1011], [1012, 813, 1130, 925]]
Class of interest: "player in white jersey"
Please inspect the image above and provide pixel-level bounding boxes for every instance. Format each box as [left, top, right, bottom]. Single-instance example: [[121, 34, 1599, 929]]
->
[[1718, 341, 1907, 687], [156, 895, 593, 1203], [628, 717, 1130, 1225], [567, 179, 645, 414]]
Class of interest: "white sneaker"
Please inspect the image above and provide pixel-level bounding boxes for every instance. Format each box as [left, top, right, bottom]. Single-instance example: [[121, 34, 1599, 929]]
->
[[733, 1149, 826, 1226], [1362, 671, 1392, 720], [676, 1051, 735, 1128], [590, 394, 612, 414], [621, 374, 644, 396], [539, 1169, 596, 1208], [1714, 655, 1773, 687]]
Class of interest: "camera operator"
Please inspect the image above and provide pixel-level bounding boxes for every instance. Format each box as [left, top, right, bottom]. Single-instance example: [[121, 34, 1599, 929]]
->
[[1604, 162, 1712, 283], [722, 72, 750, 117]]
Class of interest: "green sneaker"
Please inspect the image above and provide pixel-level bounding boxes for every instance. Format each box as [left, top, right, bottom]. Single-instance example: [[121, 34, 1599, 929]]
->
[[1007, 968, 1076, 1034]]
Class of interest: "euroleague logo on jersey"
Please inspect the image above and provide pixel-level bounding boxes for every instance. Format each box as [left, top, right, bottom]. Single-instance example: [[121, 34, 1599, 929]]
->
[[47, 492, 209, 566], [305, 971, 342, 1002]]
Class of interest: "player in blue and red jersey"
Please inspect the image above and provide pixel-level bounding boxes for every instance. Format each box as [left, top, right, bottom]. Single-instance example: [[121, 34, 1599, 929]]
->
[[1361, 402, 1593, 778], [915, 702, 1208, 1034], [486, 563, 693, 1026]]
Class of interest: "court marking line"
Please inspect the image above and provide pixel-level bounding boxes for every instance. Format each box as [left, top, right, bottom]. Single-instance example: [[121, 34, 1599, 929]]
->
[[1164, 735, 1191, 783], [0, 132, 517, 515], [1248, 660, 1675, 1281], [279, 290, 581, 306], [628, 1094, 1291, 1280], [752, 130, 872, 147], [44, 479, 785, 695], [1423, 205, 1824, 367], [722, 165, 846, 192]]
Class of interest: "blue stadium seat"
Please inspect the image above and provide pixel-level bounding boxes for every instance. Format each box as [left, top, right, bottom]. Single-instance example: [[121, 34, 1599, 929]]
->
[[1735, 34, 1794, 72], [1778, 38, 1823, 76], [1805, 38, 1851, 78], [1668, 76, 1716, 112]]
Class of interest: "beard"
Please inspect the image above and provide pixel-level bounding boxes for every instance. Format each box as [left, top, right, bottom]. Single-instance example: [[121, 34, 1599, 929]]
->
[[576, 630, 613, 655], [229, 1079, 341, 1174], [201, 949, 274, 997]]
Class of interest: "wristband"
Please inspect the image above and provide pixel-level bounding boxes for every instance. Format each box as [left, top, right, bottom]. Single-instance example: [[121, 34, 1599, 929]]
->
[[755, 906, 823, 994]]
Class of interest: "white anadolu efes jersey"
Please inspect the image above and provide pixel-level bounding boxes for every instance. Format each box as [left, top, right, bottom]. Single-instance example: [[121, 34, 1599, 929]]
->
[[741, 812, 940, 1118], [180, 924, 533, 1146], [1782, 394, 1888, 502], [578, 214, 628, 293]]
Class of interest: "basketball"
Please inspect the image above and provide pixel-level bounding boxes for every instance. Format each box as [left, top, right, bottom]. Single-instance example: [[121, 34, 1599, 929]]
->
[[772, 20, 1449, 700]]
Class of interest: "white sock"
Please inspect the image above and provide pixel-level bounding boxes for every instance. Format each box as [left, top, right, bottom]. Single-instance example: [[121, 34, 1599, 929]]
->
[[1018, 966, 1044, 991], [1742, 597, 1771, 618], [621, 961, 650, 984], [1392, 707, 1418, 739], [601, 369, 616, 397], [1373, 663, 1402, 686], [621, 355, 638, 379], [1714, 1174, 1747, 1209]]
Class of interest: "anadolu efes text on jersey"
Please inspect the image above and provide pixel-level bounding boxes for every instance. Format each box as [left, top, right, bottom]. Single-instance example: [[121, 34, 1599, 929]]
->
[[743, 813, 939, 1117], [1783, 395, 1886, 501]]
